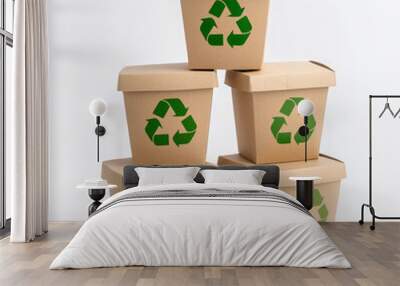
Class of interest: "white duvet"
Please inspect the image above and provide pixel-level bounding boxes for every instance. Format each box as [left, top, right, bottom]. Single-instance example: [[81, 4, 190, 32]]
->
[[50, 183, 350, 269]]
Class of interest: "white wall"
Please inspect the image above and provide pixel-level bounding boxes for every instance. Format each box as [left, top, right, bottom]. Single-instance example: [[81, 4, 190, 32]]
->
[[48, 0, 400, 221]]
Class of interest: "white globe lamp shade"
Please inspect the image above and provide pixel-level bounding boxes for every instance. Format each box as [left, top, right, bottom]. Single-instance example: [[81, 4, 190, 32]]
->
[[89, 99, 107, 117], [298, 99, 315, 117]]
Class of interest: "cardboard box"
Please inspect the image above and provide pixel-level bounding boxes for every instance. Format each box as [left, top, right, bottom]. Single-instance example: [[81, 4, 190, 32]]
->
[[102, 158, 215, 196], [118, 63, 218, 165], [101, 158, 135, 195], [181, 0, 269, 70], [225, 61, 336, 164], [218, 153, 346, 222]]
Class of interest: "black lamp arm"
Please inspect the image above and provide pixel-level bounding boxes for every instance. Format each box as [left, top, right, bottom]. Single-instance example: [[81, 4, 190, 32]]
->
[[94, 116, 106, 136]]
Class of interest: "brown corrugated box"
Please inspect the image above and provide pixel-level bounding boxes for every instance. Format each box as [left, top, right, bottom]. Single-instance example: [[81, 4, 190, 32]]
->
[[118, 63, 218, 165], [102, 158, 215, 195], [218, 153, 346, 221], [101, 158, 135, 195], [181, 0, 269, 70], [225, 61, 336, 164]]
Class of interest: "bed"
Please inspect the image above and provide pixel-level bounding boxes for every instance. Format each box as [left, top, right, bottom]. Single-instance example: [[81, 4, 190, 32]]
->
[[50, 165, 350, 269]]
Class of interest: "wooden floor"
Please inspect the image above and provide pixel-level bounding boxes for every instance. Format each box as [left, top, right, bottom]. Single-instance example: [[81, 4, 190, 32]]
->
[[0, 222, 399, 286]]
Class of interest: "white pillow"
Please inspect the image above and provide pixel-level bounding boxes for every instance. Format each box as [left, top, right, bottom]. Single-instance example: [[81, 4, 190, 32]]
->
[[135, 167, 200, 186], [200, 169, 266, 185]]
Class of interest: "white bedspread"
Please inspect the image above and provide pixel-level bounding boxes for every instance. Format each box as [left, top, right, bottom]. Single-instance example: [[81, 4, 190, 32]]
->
[[50, 183, 350, 269]]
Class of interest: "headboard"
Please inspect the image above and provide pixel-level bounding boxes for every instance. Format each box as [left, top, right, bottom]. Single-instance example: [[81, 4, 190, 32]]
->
[[123, 165, 280, 189]]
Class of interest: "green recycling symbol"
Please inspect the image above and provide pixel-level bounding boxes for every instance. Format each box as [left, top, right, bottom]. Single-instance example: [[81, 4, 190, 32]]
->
[[200, 0, 252, 47], [313, 189, 329, 222], [270, 97, 317, 145], [145, 98, 197, 147]]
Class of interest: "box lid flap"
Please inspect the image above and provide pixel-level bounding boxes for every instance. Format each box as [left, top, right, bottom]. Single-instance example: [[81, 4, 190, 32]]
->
[[118, 63, 218, 92], [102, 158, 134, 174], [278, 154, 346, 187], [217, 153, 346, 186], [225, 61, 336, 92]]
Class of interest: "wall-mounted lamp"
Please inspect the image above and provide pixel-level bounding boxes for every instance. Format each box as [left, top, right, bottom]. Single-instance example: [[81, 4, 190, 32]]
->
[[89, 99, 107, 162], [297, 99, 315, 162]]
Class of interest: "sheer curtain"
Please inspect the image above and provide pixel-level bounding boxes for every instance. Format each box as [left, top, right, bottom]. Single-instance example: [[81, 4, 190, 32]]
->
[[9, 0, 48, 242]]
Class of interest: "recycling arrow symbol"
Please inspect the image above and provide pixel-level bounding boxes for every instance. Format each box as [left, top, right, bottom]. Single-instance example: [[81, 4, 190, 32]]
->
[[145, 98, 197, 147], [270, 97, 317, 145], [313, 189, 329, 222], [200, 0, 253, 47]]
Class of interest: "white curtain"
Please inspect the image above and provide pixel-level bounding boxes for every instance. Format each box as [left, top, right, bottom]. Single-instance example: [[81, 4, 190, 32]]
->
[[9, 0, 48, 242]]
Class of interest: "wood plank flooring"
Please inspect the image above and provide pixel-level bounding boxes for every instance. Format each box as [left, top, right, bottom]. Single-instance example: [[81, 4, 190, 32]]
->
[[0, 222, 399, 286]]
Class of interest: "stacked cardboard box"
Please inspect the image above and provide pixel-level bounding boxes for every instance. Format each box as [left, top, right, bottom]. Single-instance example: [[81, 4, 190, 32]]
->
[[181, 0, 270, 70], [218, 154, 346, 222], [118, 64, 218, 165], [102, 0, 345, 220], [114, 0, 272, 167], [102, 158, 214, 196]]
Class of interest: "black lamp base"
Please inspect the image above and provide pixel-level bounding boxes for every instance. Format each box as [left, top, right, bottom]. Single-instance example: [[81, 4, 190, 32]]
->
[[298, 126, 309, 137], [88, 189, 106, 216], [95, 126, 106, 136], [296, 180, 314, 210]]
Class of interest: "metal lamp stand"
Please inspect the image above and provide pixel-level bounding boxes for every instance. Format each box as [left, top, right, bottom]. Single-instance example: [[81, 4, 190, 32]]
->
[[304, 116, 308, 162], [94, 115, 106, 162], [298, 116, 309, 162], [359, 95, 400, 230]]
